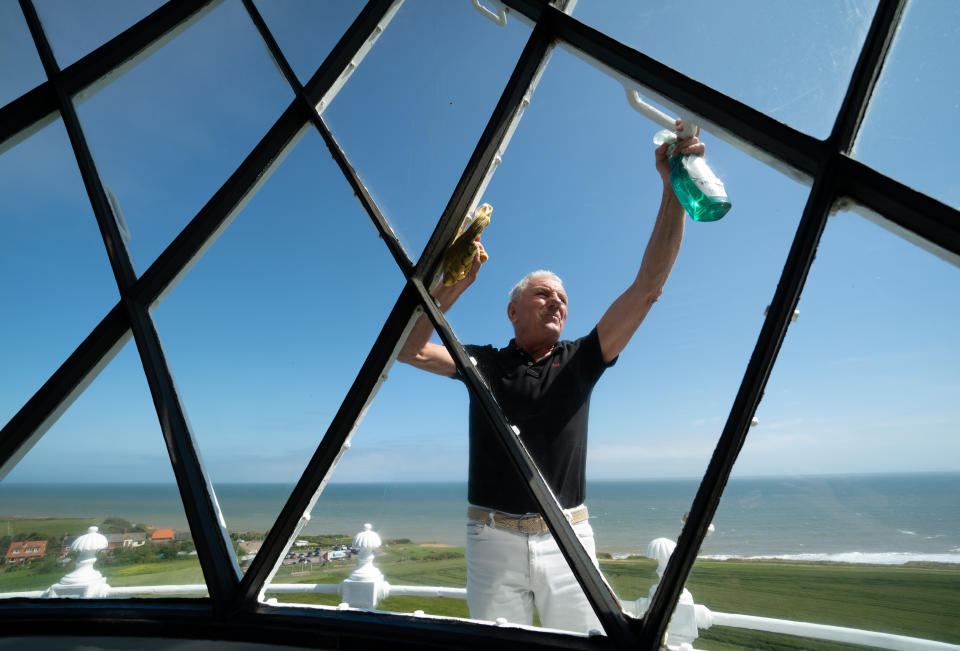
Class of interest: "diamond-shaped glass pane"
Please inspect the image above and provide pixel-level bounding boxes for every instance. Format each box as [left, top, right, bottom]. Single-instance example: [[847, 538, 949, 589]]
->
[[688, 211, 960, 649], [855, 1, 960, 210], [0, 119, 118, 431], [151, 127, 403, 574], [32, 0, 167, 69], [323, 0, 531, 261], [74, 0, 294, 276], [0, 341, 206, 599], [0, 2, 47, 108], [441, 45, 809, 612], [251, 0, 365, 86], [263, 364, 471, 617], [571, 0, 879, 139]]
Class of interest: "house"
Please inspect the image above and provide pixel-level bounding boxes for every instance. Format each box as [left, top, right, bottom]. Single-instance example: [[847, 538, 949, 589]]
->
[[105, 533, 125, 550], [123, 532, 147, 548], [174, 531, 192, 542], [150, 529, 175, 542], [5, 540, 47, 564]]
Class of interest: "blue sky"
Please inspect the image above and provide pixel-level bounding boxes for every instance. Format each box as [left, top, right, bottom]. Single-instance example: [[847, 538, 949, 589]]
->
[[1, 0, 958, 513]]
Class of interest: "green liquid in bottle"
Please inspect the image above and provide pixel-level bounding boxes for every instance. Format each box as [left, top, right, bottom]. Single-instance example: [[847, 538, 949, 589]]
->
[[669, 154, 732, 222]]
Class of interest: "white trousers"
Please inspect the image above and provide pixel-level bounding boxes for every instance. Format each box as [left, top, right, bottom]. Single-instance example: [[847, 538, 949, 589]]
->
[[465, 510, 603, 635]]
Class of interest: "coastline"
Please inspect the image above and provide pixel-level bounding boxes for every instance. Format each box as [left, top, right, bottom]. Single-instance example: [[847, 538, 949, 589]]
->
[[3, 513, 959, 567], [2, 473, 958, 565]]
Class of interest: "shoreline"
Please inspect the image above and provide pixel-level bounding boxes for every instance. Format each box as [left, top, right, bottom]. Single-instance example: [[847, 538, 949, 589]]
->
[[4, 514, 958, 567]]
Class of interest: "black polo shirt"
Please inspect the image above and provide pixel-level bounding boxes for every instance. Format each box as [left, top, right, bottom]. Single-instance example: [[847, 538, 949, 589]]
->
[[453, 327, 615, 513]]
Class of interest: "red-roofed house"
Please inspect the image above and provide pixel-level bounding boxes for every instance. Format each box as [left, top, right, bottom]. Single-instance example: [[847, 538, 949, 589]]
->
[[5, 540, 47, 564], [151, 529, 175, 542]]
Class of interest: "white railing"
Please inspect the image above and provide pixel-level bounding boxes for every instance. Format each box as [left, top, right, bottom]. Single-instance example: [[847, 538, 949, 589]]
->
[[707, 612, 957, 651], [1, 524, 956, 651]]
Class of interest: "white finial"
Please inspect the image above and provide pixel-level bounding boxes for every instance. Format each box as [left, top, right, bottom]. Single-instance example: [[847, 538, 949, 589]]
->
[[44, 524, 109, 598], [348, 524, 383, 582], [647, 537, 676, 579], [340, 525, 388, 608], [71, 526, 108, 553]]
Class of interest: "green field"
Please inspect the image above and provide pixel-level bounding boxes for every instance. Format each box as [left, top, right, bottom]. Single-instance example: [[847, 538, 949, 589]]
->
[[2, 520, 957, 649], [1, 516, 95, 540], [266, 544, 960, 648]]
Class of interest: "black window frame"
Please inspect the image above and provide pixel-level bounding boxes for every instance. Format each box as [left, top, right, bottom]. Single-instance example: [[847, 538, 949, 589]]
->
[[1, 0, 956, 648]]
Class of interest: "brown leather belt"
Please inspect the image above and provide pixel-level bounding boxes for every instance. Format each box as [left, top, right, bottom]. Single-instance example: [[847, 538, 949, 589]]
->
[[467, 505, 589, 534]]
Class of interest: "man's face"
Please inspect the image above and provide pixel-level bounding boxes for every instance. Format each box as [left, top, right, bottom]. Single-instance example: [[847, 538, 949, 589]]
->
[[508, 276, 568, 346]]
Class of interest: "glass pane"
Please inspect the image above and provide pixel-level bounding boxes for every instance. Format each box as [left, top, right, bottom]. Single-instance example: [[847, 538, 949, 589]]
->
[[0, 119, 118, 430], [74, 0, 294, 276], [151, 127, 404, 574], [571, 0, 879, 139], [251, 0, 365, 86], [855, 1, 960, 210], [324, 0, 531, 262], [264, 365, 471, 620], [265, 358, 606, 635], [0, 342, 206, 599], [0, 2, 47, 108], [32, 0, 166, 69], [686, 211, 960, 650], [438, 45, 810, 616]]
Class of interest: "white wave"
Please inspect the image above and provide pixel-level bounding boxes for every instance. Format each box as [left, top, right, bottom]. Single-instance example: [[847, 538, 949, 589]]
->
[[698, 551, 960, 565], [897, 529, 917, 536]]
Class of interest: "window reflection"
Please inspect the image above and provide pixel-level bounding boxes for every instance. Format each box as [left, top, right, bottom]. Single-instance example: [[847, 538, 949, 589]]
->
[[323, 0, 530, 261], [688, 211, 960, 649], [0, 342, 205, 599], [151, 128, 403, 574]]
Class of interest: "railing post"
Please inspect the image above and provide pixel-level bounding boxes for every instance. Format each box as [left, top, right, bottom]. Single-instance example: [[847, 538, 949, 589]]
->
[[43, 526, 110, 598], [339, 524, 388, 609], [633, 530, 715, 651]]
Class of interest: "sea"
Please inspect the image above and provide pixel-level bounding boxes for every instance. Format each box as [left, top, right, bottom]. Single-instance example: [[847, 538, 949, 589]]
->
[[1, 473, 958, 565]]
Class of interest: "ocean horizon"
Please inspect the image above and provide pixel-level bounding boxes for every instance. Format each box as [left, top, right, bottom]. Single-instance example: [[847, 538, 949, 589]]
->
[[2, 472, 958, 565]]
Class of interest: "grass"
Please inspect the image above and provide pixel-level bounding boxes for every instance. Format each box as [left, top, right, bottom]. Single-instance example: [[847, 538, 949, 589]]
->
[[0, 517, 94, 540], [262, 545, 960, 647], [103, 559, 205, 588], [2, 528, 957, 648], [685, 559, 960, 643]]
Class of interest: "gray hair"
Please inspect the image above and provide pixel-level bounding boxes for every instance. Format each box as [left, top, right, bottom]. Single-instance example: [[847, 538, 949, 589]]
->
[[508, 270, 563, 303]]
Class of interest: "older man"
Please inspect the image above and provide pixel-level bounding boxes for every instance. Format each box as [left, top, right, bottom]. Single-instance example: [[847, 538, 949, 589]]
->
[[398, 122, 704, 633]]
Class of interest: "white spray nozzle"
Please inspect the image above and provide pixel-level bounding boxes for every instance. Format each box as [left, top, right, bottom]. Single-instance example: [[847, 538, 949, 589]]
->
[[653, 129, 676, 146]]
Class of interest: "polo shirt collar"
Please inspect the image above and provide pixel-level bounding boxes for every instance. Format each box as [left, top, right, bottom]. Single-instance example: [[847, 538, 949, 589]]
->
[[506, 339, 557, 364]]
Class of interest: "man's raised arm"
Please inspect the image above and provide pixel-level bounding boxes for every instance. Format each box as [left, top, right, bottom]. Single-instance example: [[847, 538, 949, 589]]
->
[[596, 120, 704, 363], [397, 246, 485, 377]]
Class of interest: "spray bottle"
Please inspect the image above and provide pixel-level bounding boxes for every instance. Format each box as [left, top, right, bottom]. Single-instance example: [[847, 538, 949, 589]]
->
[[654, 126, 731, 222], [624, 89, 731, 222]]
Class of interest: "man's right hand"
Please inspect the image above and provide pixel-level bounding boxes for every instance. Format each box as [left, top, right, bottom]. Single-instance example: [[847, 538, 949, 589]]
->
[[396, 240, 486, 376]]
